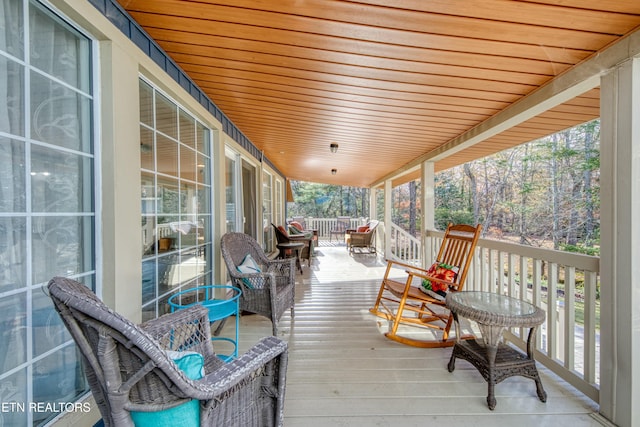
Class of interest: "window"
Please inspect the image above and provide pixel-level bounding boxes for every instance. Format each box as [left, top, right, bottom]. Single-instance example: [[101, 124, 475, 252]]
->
[[225, 150, 261, 238], [0, 1, 95, 425], [275, 178, 283, 225], [225, 151, 239, 233], [139, 79, 213, 322], [262, 170, 273, 252], [241, 159, 257, 238]]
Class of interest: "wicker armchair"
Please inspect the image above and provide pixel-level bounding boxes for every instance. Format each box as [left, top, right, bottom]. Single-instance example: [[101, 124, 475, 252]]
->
[[345, 220, 379, 254], [290, 216, 307, 229], [221, 232, 295, 335], [47, 276, 288, 427], [272, 223, 313, 267]]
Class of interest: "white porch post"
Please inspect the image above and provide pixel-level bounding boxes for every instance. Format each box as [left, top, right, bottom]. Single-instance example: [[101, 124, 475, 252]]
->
[[384, 179, 393, 258], [421, 161, 435, 268], [368, 186, 378, 250], [369, 186, 376, 221], [599, 57, 640, 427]]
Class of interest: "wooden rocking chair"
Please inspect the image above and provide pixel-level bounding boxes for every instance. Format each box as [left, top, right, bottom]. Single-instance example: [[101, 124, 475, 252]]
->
[[369, 223, 481, 347]]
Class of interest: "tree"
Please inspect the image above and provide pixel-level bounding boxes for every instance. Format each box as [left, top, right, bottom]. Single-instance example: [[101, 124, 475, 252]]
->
[[432, 119, 600, 253], [409, 181, 417, 236], [289, 120, 601, 255], [288, 182, 370, 219], [463, 163, 479, 225], [582, 121, 599, 247]]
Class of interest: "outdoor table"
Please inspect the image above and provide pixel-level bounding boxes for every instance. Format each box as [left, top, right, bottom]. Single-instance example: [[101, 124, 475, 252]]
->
[[168, 285, 241, 362], [277, 241, 305, 273], [446, 291, 547, 410]]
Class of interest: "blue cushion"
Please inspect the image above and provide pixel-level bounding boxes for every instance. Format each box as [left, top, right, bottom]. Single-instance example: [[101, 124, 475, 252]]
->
[[236, 253, 263, 289], [130, 351, 204, 427]]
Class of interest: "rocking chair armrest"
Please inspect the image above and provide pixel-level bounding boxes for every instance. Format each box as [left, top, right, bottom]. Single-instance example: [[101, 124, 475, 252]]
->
[[199, 336, 288, 393], [140, 304, 210, 338], [384, 258, 430, 272]]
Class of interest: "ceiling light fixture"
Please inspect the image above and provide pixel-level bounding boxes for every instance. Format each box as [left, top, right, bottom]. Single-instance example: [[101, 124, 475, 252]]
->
[[331, 168, 337, 175], [330, 143, 339, 153]]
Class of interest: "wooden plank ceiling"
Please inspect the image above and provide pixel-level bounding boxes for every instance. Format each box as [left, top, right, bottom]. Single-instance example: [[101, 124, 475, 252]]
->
[[118, 0, 640, 187]]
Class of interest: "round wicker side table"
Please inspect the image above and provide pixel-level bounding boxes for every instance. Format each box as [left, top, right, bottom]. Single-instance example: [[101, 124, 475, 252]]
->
[[446, 291, 547, 410]]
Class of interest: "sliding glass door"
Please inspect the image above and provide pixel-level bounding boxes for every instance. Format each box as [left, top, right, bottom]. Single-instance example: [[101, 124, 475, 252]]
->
[[139, 79, 213, 322], [0, 1, 95, 424]]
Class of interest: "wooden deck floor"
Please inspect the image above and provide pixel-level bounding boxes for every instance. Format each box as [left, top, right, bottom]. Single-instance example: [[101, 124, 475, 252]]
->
[[228, 242, 605, 426]]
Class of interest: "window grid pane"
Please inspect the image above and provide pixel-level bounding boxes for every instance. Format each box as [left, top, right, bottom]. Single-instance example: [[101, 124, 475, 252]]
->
[[262, 171, 273, 252], [140, 81, 213, 319]]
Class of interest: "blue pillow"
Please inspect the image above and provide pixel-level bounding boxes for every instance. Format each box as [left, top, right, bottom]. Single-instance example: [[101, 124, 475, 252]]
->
[[236, 253, 263, 289], [130, 351, 204, 427]]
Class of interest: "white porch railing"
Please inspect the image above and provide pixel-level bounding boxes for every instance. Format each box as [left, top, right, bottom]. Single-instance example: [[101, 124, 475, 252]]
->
[[425, 229, 601, 403], [388, 222, 421, 264], [304, 217, 367, 239]]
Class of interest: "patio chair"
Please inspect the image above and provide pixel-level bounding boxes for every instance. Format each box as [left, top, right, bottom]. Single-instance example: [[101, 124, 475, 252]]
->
[[329, 216, 351, 242], [369, 223, 482, 347], [47, 276, 288, 427], [345, 220, 379, 254], [221, 232, 296, 335], [290, 216, 307, 230], [272, 223, 313, 267], [288, 219, 318, 252]]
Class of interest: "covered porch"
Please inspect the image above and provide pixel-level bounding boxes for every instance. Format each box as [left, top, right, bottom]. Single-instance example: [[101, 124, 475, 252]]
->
[[232, 242, 603, 426], [4, 2, 640, 426], [92, 1, 639, 424]]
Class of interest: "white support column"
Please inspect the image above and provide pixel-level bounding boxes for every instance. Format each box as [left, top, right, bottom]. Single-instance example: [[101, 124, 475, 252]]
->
[[599, 57, 640, 427], [369, 186, 378, 250], [369, 186, 376, 221], [421, 161, 435, 268], [384, 179, 393, 258]]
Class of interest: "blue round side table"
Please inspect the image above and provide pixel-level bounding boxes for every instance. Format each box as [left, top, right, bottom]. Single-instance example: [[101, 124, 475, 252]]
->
[[168, 285, 241, 362]]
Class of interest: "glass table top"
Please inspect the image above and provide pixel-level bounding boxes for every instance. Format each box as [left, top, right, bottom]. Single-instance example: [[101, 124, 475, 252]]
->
[[449, 291, 537, 317]]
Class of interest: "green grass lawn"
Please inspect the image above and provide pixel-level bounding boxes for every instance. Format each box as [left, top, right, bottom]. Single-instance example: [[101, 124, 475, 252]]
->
[[574, 299, 600, 328]]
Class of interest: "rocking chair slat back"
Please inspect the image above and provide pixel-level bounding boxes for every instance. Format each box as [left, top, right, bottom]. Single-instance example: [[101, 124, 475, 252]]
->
[[437, 225, 480, 291]]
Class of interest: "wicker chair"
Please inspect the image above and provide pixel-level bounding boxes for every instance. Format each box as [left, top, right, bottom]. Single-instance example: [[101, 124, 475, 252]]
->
[[290, 216, 307, 230], [47, 276, 288, 427], [221, 232, 295, 335], [272, 223, 313, 267], [345, 220, 379, 254], [288, 219, 318, 252]]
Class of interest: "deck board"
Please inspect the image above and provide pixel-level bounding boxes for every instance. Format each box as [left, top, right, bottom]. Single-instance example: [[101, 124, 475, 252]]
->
[[226, 243, 601, 426]]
